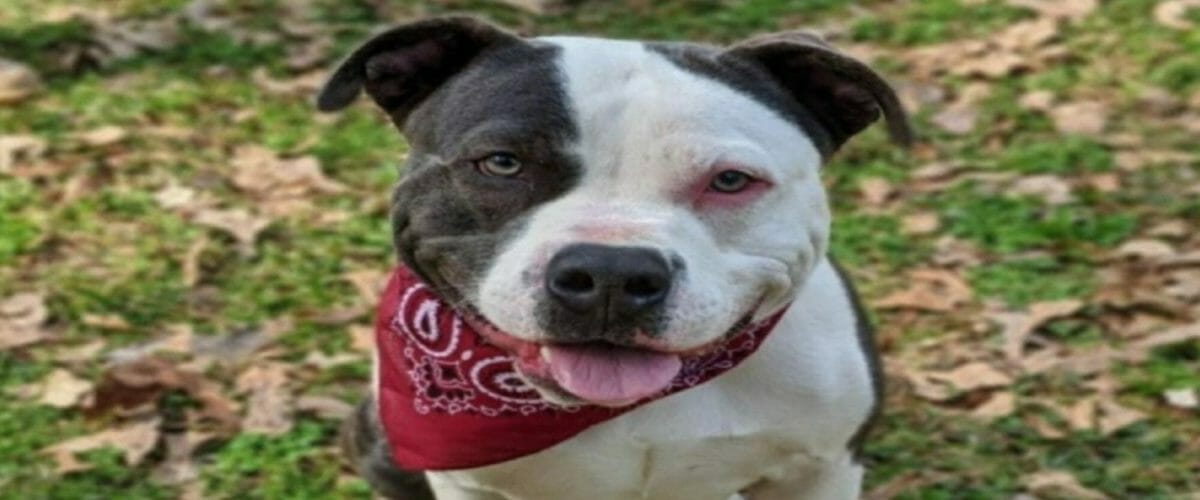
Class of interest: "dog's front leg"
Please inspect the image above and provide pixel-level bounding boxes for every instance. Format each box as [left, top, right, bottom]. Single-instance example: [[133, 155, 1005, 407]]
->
[[740, 455, 863, 500], [426, 473, 510, 500]]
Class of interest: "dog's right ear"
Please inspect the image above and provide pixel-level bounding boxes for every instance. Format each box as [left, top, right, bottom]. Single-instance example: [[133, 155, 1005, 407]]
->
[[316, 16, 520, 123]]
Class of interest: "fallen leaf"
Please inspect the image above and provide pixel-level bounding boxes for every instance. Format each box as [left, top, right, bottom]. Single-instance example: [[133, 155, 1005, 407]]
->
[[348, 325, 374, 353], [1084, 173, 1120, 193], [41, 416, 161, 474], [89, 357, 239, 431], [236, 362, 293, 435], [181, 236, 208, 287], [38, 369, 94, 408], [0, 58, 43, 104], [1097, 397, 1146, 435], [342, 269, 390, 304], [152, 430, 212, 486], [874, 269, 973, 312], [992, 18, 1060, 51], [858, 177, 895, 207], [1113, 238, 1176, 260], [1148, 220, 1189, 239], [1164, 388, 1199, 409], [1050, 100, 1108, 135], [928, 361, 1014, 392], [901, 212, 941, 235], [0, 292, 52, 351], [931, 104, 978, 134], [250, 67, 327, 96], [970, 391, 1016, 419], [1113, 149, 1193, 171], [1018, 90, 1055, 111], [82, 313, 131, 331], [0, 134, 47, 174], [73, 125, 127, 147], [1154, 0, 1200, 30], [488, 0, 556, 14], [302, 350, 360, 369], [990, 299, 1085, 362], [1010, 174, 1074, 205], [1027, 322, 1200, 375], [295, 395, 354, 420], [154, 183, 199, 211], [228, 145, 346, 217], [194, 208, 271, 257], [1024, 470, 1109, 500], [1066, 397, 1097, 431], [52, 340, 108, 363]]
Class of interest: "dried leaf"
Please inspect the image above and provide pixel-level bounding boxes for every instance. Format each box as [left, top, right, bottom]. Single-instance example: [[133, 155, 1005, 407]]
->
[[970, 391, 1016, 419], [874, 269, 973, 312], [1164, 388, 1198, 409], [154, 183, 198, 211], [0, 292, 52, 351], [901, 212, 941, 235], [38, 369, 94, 408], [1018, 90, 1055, 111], [41, 416, 161, 474], [1050, 100, 1108, 136], [928, 361, 1014, 392], [236, 363, 293, 435], [1154, 0, 1200, 30], [858, 177, 895, 207], [1066, 397, 1097, 431], [295, 395, 354, 420], [990, 299, 1085, 362], [73, 125, 127, 147], [342, 269, 390, 304], [1097, 398, 1146, 435], [82, 313, 131, 331], [0, 134, 47, 174], [194, 208, 271, 257], [348, 325, 374, 353], [1148, 220, 1189, 239], [1113, 238, 1176, 260], [1010, 175, 1074, 205], [1024, 470, 1109, 500], [228, 145, 346, 217], [90, 357, 239, 431], [0, 58, 43, 104], [931, 104, 977, 134]]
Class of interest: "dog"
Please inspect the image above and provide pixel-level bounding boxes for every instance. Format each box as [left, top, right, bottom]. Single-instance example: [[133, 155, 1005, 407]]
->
[[317, 16, 911, 500]]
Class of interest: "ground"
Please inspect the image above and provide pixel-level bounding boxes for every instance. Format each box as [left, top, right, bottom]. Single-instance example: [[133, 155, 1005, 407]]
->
[[1, 0, 1198, 498]]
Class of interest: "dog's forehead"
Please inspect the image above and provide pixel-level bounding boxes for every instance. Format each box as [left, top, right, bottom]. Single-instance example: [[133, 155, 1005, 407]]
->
[[536, 36, 821, 185]]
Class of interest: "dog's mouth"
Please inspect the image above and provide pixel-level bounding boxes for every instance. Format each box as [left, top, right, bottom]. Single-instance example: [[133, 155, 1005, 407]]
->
[[460, 308, 754, 408]]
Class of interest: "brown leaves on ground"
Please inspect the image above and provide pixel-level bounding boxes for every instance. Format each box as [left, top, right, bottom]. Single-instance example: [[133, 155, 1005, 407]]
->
[[1024, 470, 1109, 500], [0, 58, 43, 104], [0, 293, 53, 351], [874, 268, 972, 312], [236, 362, 293, 435], [42, 416, 161, 474]]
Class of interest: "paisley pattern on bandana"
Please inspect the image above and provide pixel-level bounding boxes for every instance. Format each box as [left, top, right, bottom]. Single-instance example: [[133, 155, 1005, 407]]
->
[[374, 266, 788, 471]]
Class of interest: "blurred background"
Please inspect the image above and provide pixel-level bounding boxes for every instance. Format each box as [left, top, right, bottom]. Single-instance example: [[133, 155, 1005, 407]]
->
[[1, 0, 1198, 498]]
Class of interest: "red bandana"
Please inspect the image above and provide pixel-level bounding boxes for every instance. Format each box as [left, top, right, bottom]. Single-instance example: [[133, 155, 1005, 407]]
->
[[374, 266, 787, 471]]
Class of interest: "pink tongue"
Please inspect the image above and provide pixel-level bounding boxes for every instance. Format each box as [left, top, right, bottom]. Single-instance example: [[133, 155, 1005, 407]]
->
[[543, 343, 682, 406]]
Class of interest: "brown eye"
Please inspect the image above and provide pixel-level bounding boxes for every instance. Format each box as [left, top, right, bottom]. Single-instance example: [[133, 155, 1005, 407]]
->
[[709, 170, 752, 193], [477, 153, 523, 177]]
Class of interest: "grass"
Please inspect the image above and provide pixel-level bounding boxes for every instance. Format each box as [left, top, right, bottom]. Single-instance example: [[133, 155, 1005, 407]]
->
[[1, 0, 1198, 498]]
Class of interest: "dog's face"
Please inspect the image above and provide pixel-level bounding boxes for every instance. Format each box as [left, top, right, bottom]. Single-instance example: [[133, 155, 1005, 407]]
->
[[320, 17, 909, 407]]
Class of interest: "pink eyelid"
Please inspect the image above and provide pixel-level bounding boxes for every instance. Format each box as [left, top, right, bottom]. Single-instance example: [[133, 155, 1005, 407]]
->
[[686, 164, 773, 209]]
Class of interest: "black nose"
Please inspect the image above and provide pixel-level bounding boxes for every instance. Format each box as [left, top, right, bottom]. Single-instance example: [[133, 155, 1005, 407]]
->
[[545, 243, 673, 320]]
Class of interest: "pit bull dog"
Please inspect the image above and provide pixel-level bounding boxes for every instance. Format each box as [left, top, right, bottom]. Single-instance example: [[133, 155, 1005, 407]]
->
[[317, 16, 911, 500]]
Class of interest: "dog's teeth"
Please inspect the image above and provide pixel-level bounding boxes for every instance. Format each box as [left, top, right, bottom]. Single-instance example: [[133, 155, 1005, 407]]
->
[[540, 346, 552, 362]]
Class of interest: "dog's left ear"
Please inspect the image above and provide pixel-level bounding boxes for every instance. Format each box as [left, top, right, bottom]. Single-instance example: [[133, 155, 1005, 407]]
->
[[722, 32, 914, 152]]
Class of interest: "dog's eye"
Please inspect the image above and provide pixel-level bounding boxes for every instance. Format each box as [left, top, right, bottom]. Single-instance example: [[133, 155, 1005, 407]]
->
[[708, 170, 752, 193], [476, 153, 523, 177]]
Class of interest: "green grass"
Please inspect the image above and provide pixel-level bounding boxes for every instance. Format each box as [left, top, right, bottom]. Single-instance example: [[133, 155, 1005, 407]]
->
[[2, 0, 1198, 498]]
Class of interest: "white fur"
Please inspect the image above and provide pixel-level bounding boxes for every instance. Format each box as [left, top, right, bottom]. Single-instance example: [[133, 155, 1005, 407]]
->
[[435, 37, 873, 499]]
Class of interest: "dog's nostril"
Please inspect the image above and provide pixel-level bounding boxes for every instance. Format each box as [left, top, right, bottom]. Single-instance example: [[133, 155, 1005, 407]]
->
[[554, 270, 595, 294], [624, 276, 665, 298]]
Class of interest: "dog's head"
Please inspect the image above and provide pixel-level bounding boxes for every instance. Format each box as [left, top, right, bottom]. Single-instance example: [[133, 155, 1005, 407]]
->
[[319, 17, 910, 407]]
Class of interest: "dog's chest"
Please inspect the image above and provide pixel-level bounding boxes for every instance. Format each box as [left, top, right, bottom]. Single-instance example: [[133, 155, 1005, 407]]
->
[[427, 260, 877, 499]]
